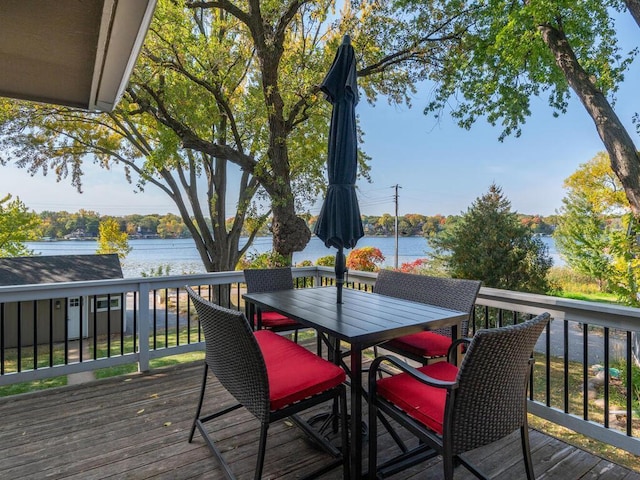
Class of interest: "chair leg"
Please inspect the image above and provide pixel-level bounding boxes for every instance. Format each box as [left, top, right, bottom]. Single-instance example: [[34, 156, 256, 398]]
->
[[373, 345, 385, 379], [189, 364, 208, 442], [442, 438, 455, 480], [521, 425, 535, 480], [254, 422, 269, 480], [443, 455, 455, 480], [368, 393, 379, 479]]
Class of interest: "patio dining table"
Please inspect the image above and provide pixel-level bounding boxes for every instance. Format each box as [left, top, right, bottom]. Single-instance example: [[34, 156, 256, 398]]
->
[[243, 285, 466, 479]]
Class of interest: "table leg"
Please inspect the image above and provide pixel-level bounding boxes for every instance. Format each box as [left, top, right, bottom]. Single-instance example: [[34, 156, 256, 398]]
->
[[246, 302, 260, 331], [349, 344, 363, 479]]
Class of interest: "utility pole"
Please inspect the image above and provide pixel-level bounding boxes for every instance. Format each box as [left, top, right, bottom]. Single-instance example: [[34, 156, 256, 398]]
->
[[392, 184, 401, 269]]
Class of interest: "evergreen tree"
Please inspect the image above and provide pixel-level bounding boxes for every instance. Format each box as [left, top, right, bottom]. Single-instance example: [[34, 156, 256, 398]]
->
[[429, 184, 552, 293], [553, 192, 612, 290]]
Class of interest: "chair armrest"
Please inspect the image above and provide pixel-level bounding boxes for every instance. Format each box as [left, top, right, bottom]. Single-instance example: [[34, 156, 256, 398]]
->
[[369, 354, 457, 390], [447, 337, 472, 364]]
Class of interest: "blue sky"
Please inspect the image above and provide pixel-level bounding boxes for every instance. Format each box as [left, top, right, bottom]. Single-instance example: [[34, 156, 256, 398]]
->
[[352, 91, 610, 217], [1, 13, 638, 218]]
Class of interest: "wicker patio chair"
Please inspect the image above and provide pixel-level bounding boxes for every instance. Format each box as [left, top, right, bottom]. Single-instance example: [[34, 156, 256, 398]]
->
[[373, 270, 481, 364], [244, 267, 303, 341], [368, 312, 550, 480], [185, 287, 349, 480]]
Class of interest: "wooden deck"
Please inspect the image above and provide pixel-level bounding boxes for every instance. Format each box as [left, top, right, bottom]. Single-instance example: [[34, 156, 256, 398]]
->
[[1, 359, 639, 480]]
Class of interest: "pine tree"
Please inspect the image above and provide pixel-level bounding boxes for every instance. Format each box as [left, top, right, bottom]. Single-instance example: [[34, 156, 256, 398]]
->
[[429, 184, 552, 293], [553, 192, 611, 290]]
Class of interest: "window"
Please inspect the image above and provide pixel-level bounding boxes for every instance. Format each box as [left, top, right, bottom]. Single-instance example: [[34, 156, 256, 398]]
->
[[90, 295, 121, 312]]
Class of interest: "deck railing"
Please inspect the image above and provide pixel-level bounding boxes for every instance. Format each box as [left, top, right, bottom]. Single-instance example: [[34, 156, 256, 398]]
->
[[1, 266, 639, 455], [0, 268, 322, 386]]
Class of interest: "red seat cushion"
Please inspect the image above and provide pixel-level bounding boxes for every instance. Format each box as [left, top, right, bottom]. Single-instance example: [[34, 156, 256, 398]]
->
[[386, 331, 452, 358], [254, 311, 300, 329], [376, 361, 459, 434], [255, 330, 346, 411]]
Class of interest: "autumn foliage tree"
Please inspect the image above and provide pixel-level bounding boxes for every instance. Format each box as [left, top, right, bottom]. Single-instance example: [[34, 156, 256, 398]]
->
[[346, 246, 385, 272], [96, 218, 132, 260], [0, 0, 469, 271], [554, 152, 640, 305], [399, 258, 429, 274]]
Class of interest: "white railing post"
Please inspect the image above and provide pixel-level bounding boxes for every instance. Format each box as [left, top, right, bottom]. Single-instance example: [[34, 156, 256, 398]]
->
[[138, 282, 151, 373]]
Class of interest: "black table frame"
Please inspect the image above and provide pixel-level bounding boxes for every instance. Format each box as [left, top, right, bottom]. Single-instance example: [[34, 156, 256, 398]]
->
[[243, 286, 466, 479]]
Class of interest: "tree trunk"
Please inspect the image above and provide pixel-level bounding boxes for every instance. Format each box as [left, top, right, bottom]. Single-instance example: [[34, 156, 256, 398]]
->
[[626, 0, 640, 28], [260, 103, 311, 256], [271, 204, 311, 256], [261, 94, 311, 256], [249, 5, 312, 258], [538, 23, 640, 216]]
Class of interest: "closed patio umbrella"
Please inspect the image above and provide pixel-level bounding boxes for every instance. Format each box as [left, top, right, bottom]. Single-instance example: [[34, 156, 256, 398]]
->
[[314, 34, 364, 304]]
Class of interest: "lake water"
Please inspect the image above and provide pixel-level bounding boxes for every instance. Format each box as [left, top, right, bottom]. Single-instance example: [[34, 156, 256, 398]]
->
[[27, 235, 563, 278]]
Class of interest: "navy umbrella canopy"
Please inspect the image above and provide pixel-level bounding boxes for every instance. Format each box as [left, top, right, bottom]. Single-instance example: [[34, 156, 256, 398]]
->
[[314, 35, 364, 303]]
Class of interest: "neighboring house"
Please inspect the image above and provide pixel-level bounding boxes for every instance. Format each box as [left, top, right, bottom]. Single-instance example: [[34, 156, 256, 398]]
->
[[0, 254, 125, 348], [63, 229, 90, 240]]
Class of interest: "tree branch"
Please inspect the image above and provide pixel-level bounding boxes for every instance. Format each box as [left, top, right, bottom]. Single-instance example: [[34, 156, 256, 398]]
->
[[127, 86, 256, 172], [146, 51, 247, 153], [625, 0, 640, 28], [186, 1, 252, 28]]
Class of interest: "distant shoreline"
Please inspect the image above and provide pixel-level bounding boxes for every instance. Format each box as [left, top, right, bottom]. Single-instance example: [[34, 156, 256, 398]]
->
[[35, 234, 430, 242]]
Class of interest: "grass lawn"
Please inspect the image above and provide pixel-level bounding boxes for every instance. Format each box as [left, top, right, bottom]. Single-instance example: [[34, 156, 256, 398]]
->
[[530, 352, 640, 472]]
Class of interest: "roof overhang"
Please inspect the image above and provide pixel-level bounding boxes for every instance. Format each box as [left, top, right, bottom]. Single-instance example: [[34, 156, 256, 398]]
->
[[0, 0, 156, 112]]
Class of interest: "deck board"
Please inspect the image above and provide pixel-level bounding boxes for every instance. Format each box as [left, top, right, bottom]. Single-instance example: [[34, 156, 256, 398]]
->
[[1, 358, 639, 479]]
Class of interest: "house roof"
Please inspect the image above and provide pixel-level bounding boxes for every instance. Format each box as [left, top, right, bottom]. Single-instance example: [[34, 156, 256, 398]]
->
[[0, 254, 123, 286], [0, 0, 156, 112]]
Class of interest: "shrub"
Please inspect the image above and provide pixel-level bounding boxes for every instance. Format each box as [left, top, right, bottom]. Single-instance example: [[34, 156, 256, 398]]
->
[[315, 255, 336, 267], [237, 251, 289, 269], [346, 247, 385, 272], [399, 258, 429, 274]]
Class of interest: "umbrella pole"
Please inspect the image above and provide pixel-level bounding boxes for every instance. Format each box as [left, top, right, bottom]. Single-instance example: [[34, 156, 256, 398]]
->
[[335, 248, 345, 304]]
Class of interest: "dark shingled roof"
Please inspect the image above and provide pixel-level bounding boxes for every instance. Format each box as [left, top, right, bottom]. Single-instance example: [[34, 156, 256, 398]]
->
[[0, 254, 123, 286]]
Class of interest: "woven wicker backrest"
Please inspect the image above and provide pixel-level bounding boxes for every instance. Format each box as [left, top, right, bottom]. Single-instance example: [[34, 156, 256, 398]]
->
[[373, 270, 481, 337], [450, 312, 550, 454], [244, 267, 294, 294], [186, 286, 270, 422]]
